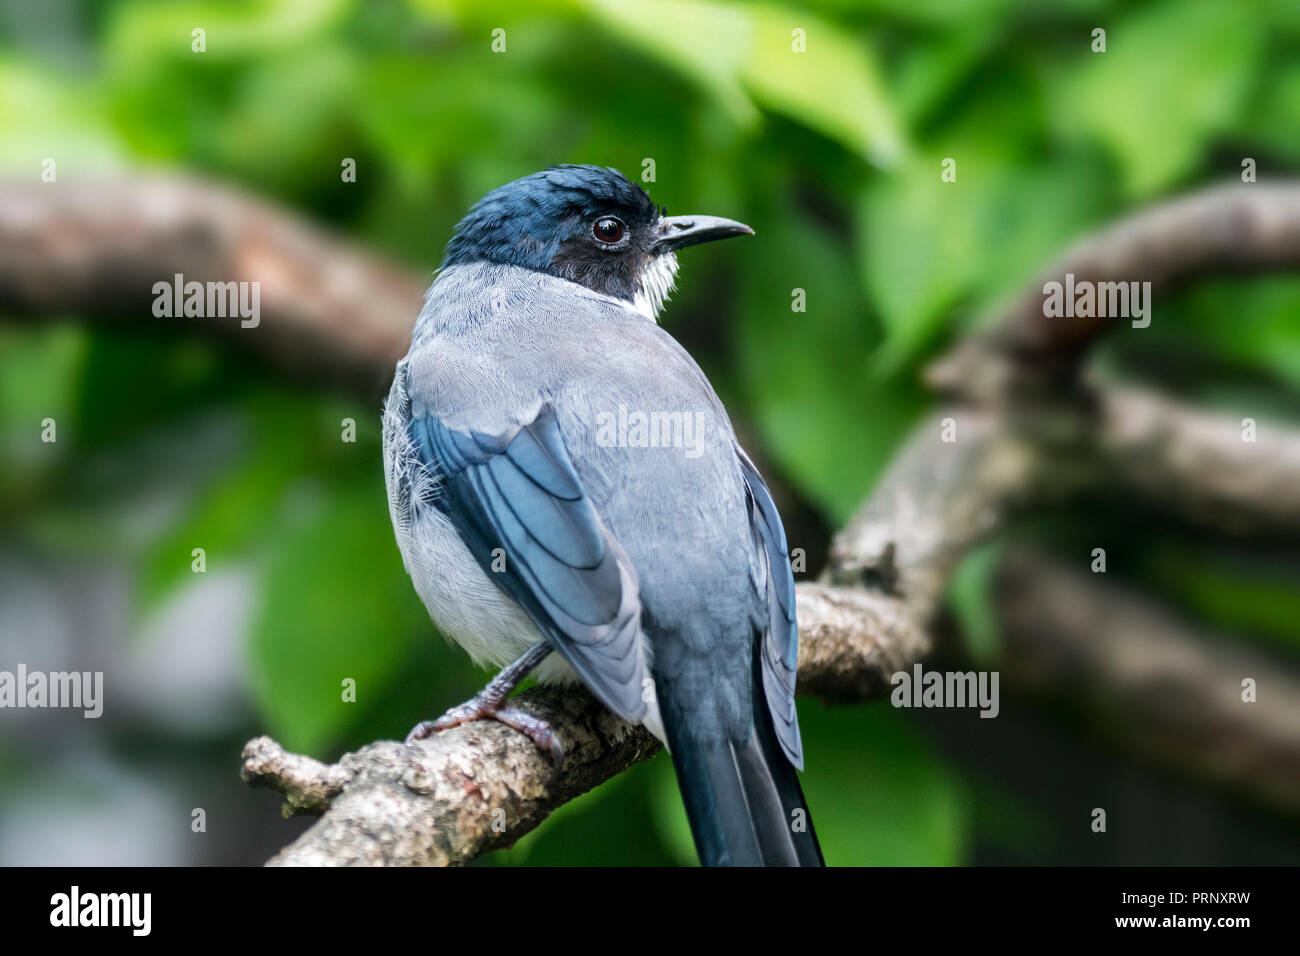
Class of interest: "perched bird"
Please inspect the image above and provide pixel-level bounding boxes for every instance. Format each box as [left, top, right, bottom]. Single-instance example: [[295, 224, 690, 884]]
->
[[383, 164, 822, 866]]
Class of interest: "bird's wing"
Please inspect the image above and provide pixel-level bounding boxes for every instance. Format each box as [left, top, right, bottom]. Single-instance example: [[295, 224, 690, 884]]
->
[[736, 447, 804, 769], [408, 404, 647, 723]]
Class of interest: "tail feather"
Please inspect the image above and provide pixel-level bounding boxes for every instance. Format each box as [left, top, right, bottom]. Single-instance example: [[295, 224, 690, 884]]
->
[[663, 672, 823, 866], [738, 726, 823, 866]]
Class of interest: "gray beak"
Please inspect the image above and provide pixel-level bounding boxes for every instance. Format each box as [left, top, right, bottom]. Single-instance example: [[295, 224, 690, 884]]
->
[[652, 214, 754, 254]]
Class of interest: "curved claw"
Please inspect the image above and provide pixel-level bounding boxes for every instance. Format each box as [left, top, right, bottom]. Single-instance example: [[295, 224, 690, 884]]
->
[[404, 720, 439, 744], [405, 700, 565, 770]]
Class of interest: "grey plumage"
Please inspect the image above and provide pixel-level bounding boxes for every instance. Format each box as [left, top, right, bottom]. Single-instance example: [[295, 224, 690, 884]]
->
[[385, 260, 759, 739], [383, 167, 819, 865]]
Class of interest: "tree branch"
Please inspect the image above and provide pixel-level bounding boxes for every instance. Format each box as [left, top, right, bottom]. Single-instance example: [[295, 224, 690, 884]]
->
[[242, 688, 659, 866], [0, 176, 421, 394], [928, 182, 1300, 398], [1094, 384, 1300, 538], [240, 577, 948, 865]]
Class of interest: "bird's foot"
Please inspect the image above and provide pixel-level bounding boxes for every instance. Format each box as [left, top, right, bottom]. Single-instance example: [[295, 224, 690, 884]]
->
[[406, 698, 565, 768]]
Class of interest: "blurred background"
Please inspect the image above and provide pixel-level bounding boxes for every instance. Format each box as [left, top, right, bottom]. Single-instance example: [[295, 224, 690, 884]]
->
[[2, 0, 1299, 865]]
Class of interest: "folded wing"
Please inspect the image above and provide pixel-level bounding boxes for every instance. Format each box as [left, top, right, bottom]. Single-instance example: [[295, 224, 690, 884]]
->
[[409, 405, 647, 722], [737, 448, 804, 769]]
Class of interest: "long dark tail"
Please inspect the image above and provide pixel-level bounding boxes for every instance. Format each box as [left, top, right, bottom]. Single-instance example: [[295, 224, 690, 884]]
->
[[663, 676, 823, 866]]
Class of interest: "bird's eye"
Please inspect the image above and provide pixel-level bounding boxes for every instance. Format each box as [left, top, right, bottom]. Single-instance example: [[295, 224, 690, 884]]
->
[[592, 217, 626, 244]]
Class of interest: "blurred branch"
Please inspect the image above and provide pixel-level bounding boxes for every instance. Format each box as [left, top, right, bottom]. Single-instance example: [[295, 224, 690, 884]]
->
[[929, 182, 1300, 399], [1094, 384, 1300, 538], [996, 547, 1300, 815], [0, 176, 421, 395], [828, 410, 1031, 601]]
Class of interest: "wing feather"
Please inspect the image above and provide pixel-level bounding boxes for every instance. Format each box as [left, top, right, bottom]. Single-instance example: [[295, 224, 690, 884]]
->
[[411, 405, 646, 721], [737, 448, 804, 769]]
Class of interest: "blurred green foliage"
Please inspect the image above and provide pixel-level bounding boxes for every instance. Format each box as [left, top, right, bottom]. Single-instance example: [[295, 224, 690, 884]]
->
[[2, 0, 1299, 864]]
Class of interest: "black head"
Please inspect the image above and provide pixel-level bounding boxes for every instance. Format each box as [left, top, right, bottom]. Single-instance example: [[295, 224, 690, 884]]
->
[[441, 165, 752, 318]]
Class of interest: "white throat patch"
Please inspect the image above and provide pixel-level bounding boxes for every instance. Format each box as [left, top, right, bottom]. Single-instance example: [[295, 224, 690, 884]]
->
[[632, 253, 679, 322]]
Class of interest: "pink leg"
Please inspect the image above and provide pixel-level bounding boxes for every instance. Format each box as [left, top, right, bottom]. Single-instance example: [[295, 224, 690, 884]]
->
[[405, 642, 563, 766]]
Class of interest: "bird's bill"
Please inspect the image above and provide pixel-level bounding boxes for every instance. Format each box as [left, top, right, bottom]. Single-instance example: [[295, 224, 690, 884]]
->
[[652, 214, 754, 253]]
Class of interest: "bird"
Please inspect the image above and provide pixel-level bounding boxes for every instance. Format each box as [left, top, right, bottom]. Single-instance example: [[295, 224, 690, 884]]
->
[[382, 164, 822, 866]]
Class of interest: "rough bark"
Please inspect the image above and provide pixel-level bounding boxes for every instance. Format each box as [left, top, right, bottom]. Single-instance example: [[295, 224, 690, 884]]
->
[[243, 688, 659, 866]]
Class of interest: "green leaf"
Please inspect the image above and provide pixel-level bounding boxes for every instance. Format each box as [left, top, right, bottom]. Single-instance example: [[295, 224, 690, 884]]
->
[[739, 5, 904, 167], [1232, 60, 1300, 164], [102, 0, 354, 159], [798, 702, 965, 865], [798, 0, 1027, 27], [579, 0, 758, 128], [247, 478, 430, 753], [105, 0, 352, 65], [946, 539, 1004, 664], [1162, 277, 1300, 392], [214, 46, 361, 191], [0, 325, 86, 504], [735, 195, 924, 522], [137, 386, 388, 607], [859, 153, 980, 363], [136, 427, 299, 608], [1141, 544, 1300, 655], [74, 334, 229, 453], [860, 149, 1108, 375], [1052, 0, 1262, 196], [0, 63, 124, 175], [578, 0, 905, 165]]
